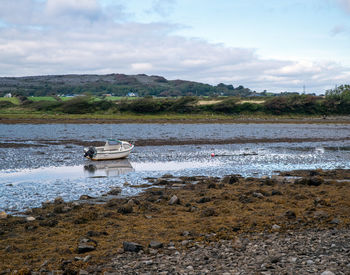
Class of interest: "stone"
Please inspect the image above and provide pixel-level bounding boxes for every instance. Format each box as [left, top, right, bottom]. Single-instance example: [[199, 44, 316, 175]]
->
[[221, 175, 240, 184], [54, 197, 64, 204], [123, 242, 143, 252], [78, 238, 97, 254], [181, 240, 190, 246], [271, 190, 282, 196], [168, 195, 179, 205], [79, 195, 93, 200], [252, 192, 264, 199], [329, 218, 340, 224], [78, 243, 96, 254], [313, 210, 329, 220], [149, 241, 163, 249], [296, 176, 324, 186], [197, 197, 211, 203], [83, 255, 91, 262], [284, 210, 296, 219], [26, 216, 36, 221], [321, 271, 335, 275], [117, 204, 133, 214], [270, 255, 281, 263], [272, 224, 281, 231], [107, 187, 122, 195]]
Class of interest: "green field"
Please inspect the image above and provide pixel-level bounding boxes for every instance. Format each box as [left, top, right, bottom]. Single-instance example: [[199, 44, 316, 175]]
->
[[0, 97, 20, 104], [29, 96, 58, 102]]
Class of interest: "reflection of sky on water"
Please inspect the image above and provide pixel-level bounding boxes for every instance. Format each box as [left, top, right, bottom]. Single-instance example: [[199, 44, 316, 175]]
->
[[1, 140, 350, 213]]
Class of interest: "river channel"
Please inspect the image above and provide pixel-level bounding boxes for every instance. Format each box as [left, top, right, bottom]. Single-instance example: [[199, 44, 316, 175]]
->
[[0, 123, 349, 213]]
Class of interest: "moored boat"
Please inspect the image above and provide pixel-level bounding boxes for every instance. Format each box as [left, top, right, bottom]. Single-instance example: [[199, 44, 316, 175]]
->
[[84, 139, 134, 160]]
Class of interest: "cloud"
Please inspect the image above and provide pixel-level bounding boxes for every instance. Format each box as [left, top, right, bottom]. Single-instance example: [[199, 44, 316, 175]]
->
[[151, 0, 176, 17], [0, 0, 349, 93], [330, 24, 348, 35], [337, 0, 350, 13], [45, 0, 101, 21]]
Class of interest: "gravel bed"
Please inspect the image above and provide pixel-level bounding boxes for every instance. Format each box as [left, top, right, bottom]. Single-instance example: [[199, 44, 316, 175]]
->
[[91, 229, 350, 275]]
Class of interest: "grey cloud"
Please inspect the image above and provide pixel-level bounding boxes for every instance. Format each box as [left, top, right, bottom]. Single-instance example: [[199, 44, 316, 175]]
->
[[0, 0, 349, 93], [337, 0, 350, 13]]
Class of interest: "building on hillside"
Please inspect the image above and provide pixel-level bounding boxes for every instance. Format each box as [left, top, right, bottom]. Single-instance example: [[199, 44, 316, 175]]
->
[[4, 93, 12, 98], [127, 92, 138, 97]]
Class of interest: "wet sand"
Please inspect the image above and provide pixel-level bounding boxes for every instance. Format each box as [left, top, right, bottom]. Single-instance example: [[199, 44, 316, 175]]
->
[[0, 169, 349, 273], [1, 136, 350, 148]]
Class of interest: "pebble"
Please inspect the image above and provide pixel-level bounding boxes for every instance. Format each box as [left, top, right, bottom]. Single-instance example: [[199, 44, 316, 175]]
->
[[91, 229, 350, 274], [168, 195, 179, 205], [272, 224, 281, 231]]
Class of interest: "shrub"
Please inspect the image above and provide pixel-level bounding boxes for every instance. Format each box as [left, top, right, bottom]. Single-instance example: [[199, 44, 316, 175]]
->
[[60, 96, 94, 114], [0, 101, 15, 108]]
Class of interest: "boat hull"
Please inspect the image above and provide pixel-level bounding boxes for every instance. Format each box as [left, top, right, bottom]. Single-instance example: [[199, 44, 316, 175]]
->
[[87, 149, 132, 161], [84, 140, 134, 161]]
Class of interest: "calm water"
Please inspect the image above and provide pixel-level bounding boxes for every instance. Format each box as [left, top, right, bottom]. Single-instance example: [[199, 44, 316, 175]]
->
[[0, 123, 349, 213]]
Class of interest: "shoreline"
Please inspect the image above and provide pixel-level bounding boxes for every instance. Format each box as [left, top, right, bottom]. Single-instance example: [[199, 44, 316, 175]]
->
[[1, 168, 349, 273]]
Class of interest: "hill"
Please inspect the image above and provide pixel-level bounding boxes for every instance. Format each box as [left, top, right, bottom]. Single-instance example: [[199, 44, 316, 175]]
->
[[0, 73, 253, 97]]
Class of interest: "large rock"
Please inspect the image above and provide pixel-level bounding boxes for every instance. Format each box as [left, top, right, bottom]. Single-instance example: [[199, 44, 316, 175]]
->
[[123, 242, 143, 252], [295, 176, 324, 186], [221, 175, 240, 184]]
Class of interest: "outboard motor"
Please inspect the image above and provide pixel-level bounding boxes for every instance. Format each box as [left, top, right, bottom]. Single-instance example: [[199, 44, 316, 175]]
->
[[84, 147, 96, 158]]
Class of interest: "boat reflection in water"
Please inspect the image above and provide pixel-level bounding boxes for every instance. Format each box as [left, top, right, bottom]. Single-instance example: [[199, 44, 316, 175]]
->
[[84, 159, 134, 177]]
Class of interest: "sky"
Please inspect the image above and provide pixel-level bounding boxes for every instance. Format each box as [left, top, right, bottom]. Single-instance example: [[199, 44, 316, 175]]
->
[[0, 0, 350, 93]]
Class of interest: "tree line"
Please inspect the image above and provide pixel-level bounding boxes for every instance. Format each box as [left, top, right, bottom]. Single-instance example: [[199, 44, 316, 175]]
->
[[1, 85, 349, 115]]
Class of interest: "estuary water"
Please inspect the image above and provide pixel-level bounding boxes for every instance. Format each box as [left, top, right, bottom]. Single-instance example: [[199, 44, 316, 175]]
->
[[0, 123, 349, 213]]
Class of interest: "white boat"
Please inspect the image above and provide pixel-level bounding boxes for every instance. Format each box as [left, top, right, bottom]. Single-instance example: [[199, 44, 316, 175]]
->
[[84, 139, 134, 161]]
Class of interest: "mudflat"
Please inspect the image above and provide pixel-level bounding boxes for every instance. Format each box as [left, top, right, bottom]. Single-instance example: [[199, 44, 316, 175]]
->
[[1, 115, 350, 124], [0, 169, 349, 273]]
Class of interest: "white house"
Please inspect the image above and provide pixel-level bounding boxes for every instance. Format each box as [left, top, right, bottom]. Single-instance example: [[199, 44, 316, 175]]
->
[[4, 93, 12, 98]]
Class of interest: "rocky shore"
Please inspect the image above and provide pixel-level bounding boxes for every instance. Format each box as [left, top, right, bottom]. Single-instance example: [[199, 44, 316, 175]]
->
[[1, 169, 349, 274]]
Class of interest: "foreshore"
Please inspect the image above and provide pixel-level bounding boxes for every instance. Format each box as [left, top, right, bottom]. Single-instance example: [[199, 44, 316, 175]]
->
[[1, 169, 349, 274]]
